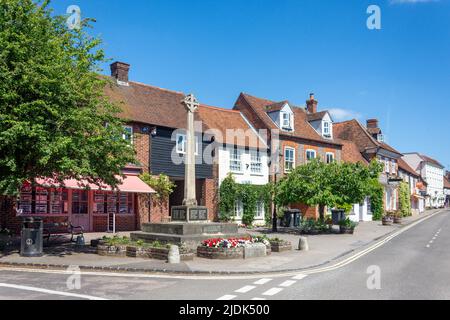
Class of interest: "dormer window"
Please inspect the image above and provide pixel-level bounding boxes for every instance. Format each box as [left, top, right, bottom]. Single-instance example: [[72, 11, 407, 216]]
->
[[377, 134, 384, 142], [323, 121, 332, 138], [281, 112, 292, 130]]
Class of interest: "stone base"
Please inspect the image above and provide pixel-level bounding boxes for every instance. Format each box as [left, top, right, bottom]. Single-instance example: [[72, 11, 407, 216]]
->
[[131, 222, 242, 252]]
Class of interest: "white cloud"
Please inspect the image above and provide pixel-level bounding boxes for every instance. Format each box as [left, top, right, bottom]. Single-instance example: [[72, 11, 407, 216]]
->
[[390, 0, 439, 4], [328, 108, 362, 122]]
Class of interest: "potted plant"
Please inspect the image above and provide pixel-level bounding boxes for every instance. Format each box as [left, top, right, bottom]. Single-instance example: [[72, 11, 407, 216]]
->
[[382, 212, 394, 226], [393, 210, 403, 224], [338, 218, 357, 234]]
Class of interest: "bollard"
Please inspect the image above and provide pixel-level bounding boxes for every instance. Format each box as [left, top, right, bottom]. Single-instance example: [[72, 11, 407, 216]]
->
[[168, 245, 180, 264], [298, 236, 309, 251]]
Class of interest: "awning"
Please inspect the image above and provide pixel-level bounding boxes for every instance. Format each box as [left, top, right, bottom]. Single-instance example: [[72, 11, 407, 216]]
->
[[35, 175, 156, 194]]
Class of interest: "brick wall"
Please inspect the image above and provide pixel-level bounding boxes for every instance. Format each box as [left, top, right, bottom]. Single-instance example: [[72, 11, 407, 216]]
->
[[291, 203, 319, 220], [130, 122, 151, 172], [1, 196, 22, 234]]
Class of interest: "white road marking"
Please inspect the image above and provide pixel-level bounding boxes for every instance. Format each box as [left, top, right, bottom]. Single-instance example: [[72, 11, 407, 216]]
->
[[279, 280, 296, 287], [217, 294, 236, 300], [426, 245, 431, 248], [262, 287, 283, 296], [251, 297, 266, 300], [292, 274, 308, 280], [254, 278, 272, 285], [235, 285, 256, 293], [0, 283, 106, 300]]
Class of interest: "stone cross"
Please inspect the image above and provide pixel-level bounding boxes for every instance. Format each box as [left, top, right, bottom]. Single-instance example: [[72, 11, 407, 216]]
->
[[182, 94, 199, 206]]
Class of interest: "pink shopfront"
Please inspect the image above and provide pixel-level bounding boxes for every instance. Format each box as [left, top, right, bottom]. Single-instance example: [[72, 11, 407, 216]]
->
[[15, 174, 155, 232]]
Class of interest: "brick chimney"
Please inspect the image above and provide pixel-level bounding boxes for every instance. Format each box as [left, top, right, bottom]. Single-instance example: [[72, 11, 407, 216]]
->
[[366, 119, 379, 129], [110, 61, 130, 84], [306, 93, 318, 114]]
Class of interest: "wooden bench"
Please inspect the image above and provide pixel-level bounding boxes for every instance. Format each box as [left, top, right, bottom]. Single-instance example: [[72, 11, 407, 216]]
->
[[43, 222, 84, 243]]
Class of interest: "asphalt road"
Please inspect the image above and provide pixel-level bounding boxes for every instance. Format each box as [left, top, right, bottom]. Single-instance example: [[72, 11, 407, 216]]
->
[[1, 210, 449, 300]]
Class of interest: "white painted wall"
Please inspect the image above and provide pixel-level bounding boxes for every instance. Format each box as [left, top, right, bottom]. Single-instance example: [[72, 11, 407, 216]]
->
[[218, 147, 269, 226], [422, 163, 444, 207], [218, 147, 269, 186], [349, 198, 371, 222]]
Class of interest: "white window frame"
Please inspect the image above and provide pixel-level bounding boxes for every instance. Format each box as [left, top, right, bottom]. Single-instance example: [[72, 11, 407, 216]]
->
[[284, 147, 295, 173], [234, 199, 243, 218], [176, 134, 199, 155], [256, 200, 264, 218], [326, 152, 335, 164], [123, 125, 133, 144], [230, 148, 243, 173], [250, 151, 262, 174], [323, 121, 332, 138], [306, 149, 317, 161]]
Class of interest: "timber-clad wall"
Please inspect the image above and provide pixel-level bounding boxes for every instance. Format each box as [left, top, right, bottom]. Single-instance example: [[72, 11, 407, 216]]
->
[[150, 127, 213, 178]]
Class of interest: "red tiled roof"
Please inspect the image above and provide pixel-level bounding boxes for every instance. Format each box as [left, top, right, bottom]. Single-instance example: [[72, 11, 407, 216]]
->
[[398, 158, 419, 177], [197, 105, 267, 149], [420, 154, 444, 168], [104, 77, 194, 129], [307, 111, 329, 122], [444, 177, 450, 189], [334, 119, 402, 156], [238, 93, 342, 146], [335, 139, 369, 165]]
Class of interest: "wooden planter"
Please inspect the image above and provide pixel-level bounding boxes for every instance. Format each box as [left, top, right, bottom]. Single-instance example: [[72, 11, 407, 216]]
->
[[382, 217, 393, 226], [97, 244, 127, 257], [150, 247, 170, 260], [339, 226, 355, 235], [393, 217, 403, 224], [270, 241, 292, 253], [197, 246, 244, 260]]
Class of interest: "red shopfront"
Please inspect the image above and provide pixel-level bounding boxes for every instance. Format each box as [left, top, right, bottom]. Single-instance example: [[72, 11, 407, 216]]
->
[[16, 175, 155, 232]]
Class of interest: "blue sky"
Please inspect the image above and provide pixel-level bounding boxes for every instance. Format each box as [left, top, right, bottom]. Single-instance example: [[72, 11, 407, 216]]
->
[[49, 0, 450, 168]]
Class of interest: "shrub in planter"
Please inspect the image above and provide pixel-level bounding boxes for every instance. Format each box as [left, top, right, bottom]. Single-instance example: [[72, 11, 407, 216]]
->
[[269, 237, 292, 252], [338, 218, 358, 234], [393, 211, 403, 224], [382, 212, 394, 226], [97, 236, 131, 257]]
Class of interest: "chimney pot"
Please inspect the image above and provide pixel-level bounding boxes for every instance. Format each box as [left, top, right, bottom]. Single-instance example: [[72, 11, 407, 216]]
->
[[367, 119, 379, 129], [306, 93, 318, 113], [110, 61, 130, 84]]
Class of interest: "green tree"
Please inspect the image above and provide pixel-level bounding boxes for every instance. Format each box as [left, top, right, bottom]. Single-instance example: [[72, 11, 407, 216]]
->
[[140, 173, 175, 207], [276, 159, 339, 221], [399, 181, 412, 217], [275, 159, 382, 221], [0, 0, 135, 195]]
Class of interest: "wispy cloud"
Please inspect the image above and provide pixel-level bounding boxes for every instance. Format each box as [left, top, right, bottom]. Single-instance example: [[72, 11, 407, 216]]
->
[[390, 0, 440, 4], [329, 108, 362, 122]]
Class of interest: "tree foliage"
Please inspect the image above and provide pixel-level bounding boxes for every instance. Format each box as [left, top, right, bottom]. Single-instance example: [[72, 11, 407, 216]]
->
[[140, 173, 175, 206], [0, 0, 135, 195], [218, 174, 271, 226], [275, 159, 383, 220], [399, 181, 412, 217]]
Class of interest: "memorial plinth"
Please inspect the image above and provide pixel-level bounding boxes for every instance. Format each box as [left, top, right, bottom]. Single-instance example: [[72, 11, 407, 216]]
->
[[131, 222, 241, 251]]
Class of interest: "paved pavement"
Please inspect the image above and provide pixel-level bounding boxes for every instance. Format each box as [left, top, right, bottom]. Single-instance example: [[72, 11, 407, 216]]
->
[[0, 209, 448, 300], [0, 209, 440, 274]]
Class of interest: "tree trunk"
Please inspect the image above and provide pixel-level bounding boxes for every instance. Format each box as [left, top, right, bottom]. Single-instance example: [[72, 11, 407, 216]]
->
[[319, 204, 325, 221], [272, 203, 278, 232]]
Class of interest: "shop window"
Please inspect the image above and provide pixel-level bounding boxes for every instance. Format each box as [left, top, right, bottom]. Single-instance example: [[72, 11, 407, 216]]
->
[[18, 185, 68, 215], [72, 190, 88, 215], [93, 191, 133, 214]]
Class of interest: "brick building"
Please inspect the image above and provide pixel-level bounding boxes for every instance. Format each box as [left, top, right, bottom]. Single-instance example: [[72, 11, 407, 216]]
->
[[233, 92, 344, 219]]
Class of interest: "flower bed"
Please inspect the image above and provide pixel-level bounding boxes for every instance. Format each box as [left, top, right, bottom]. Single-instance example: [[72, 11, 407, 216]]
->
[[197, 236, 271, 260]]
